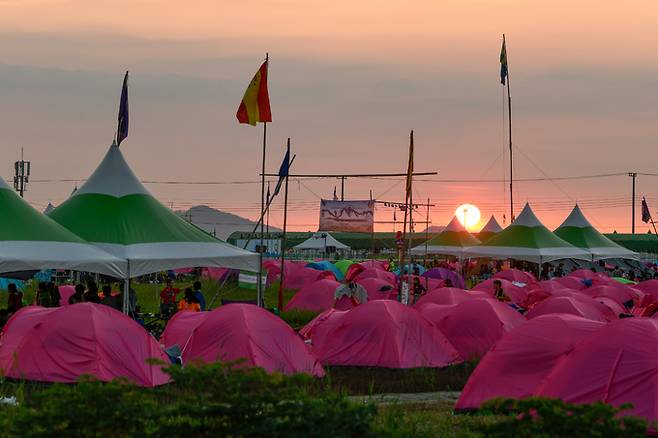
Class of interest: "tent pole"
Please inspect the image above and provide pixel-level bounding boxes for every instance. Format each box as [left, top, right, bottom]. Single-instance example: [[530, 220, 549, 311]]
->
[[277, 139, 291, 312], [123, 260, 131, 315]]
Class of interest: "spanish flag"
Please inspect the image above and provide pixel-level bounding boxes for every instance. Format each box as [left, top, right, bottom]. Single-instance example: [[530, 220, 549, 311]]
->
[[236, 60, 272, 126]]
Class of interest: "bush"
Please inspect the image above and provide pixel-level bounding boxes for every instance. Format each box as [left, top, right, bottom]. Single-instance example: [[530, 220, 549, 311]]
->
[[280, 309, 320, 330], [0, 362, 381, 437], [478, 397, 647, 437]]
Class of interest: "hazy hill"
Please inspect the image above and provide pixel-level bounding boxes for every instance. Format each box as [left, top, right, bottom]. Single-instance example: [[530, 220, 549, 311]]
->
[[177, 205, 281, 240]]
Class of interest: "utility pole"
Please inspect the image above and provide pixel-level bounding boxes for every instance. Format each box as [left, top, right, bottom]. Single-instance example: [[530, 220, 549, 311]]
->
[[13, 147, 30, 198], [629, 172, 637, 234]]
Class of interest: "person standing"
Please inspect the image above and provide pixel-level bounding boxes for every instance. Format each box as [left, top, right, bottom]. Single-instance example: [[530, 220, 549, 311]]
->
[[160, 279, 180, 315], [84, 281, 101, 303], [7, 284, 23, 314], [192, 281, 206, 311], [101, 285, 120, 311], [69, 284, 85, 305]]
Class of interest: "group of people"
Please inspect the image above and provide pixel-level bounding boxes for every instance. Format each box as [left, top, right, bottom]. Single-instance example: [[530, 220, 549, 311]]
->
[[160, 279, 206, 315], [67, 281, 123, 311]]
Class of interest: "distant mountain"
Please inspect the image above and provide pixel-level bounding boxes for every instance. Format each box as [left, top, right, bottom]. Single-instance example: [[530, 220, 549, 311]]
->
[[176, 205, 281, 240]]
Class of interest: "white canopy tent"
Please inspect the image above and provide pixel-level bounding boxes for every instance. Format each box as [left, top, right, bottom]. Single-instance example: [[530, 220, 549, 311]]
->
[[294, 232, 350, 251]]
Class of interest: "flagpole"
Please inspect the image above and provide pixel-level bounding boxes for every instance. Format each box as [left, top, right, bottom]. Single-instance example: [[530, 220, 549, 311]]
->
[[257, 119, 267, 307], [266, 182, 271, 234], [278, 138, 291, 311], [406, 144, 414, 304], [504, 34, 514, 223]]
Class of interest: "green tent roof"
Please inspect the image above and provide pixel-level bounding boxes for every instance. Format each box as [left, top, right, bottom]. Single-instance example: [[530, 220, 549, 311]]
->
[[49, 143, 258, 277], [466, 203, 590, 263], [411, 216, 480, 256], [0, 178, 124, 276], [554, 205, 638, 260]]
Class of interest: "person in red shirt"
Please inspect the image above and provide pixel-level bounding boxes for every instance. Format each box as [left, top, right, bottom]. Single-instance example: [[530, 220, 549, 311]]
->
[[160, 279, 180, 316]]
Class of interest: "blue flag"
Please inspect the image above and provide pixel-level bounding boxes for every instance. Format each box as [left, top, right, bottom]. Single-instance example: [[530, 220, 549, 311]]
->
[[272, 144, 290, 198], [117, 71, 129, 146], [500, 37, 508, 86]]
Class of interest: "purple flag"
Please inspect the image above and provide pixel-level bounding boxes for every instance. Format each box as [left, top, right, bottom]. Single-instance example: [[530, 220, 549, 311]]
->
[[117, 71, 129, 146]]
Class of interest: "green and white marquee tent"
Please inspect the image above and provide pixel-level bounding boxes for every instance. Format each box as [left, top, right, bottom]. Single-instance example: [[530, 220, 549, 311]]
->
[[554, 204, 638, 260], [49, 143, 259, 280], [411, 216, 480, 257], [0, 178, 125, 276], [466, 203, 590, 263], [476, 215, 503, 243]]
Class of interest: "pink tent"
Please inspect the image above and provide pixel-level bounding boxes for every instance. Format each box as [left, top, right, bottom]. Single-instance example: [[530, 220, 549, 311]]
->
[[538, 318, 658, 424], [160, 310, 202, 350], [162, 304, 324, 376], [299, 308, 347, 346], [456, 314, 604, 410], [414, 288, 489, 307], [524, 288, 552, 308], [283, 279, 341, 312], [634, 279, 658, 296], [201, 267, 231, 281], [401, 274, 445, 291], [311, 300, 462, 368], [284, 267, 336, 291], [58, 285, 76, 306], [580, 284, 634, 306], [552, 276, 587, 290], [344, 263, 366, 282], [421, 299, 525, 360], [0, 304, 170, 387], [359, 259, 389, 271], [525, 295, 617, 322], [353, 268, 396, 285], [493, 269, 536, 285], [416, 303, 458, 325], [355, 277, 397, 301], [595, 296, 626, 317], [472, 278, 528, 307]]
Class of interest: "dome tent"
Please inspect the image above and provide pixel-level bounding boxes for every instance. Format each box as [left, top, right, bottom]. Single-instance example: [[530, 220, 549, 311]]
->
[[466, 203, 590, 264], [554, 204, 638, 261], [162, 304, 324, 376], [0, 304, 170, 387], [456, 314, 604, 410], [0, 178, 124, 276], [310, 300, 462, 368], [411, 216, 480, 257], [49, 143, 259, 309]]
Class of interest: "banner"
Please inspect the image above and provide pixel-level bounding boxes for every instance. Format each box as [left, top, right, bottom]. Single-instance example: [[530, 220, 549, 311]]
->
[[319, 200, 374, 233]]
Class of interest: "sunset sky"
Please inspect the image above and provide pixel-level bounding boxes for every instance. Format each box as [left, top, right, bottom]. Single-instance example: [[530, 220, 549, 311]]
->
[[1, 0, 658, 233]]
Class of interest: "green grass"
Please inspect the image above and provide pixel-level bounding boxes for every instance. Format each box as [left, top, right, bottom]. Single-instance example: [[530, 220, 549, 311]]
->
[[376, 402, 506, 437], [322, 362, 478, 395]]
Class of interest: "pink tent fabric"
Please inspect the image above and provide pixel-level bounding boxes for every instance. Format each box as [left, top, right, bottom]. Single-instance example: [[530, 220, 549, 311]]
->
[[456, 314, 604, 410], [0, 304, 170, 387], [525, 295, 617, 322], [538, 318, 658, 424], [580, 284, 634, 306], [472, 278, 529, 307], [493, 269, 536, 285], [311, 300, 462, 368], [334, 295, 358, 310], [58, 285, 76, 306], [163, 304, 324, 376], [415, 303, 458, 325], [552, 276, 587, 290], [359, 259, 389, 271], [595, 296, 626, 317], [284, 267, 336, 291], [353, 268, 396, 285], [414, 288, 489, 307], [201, 267, 230, 281], [634, 279, 658, 296], [299, 308, 348, 347], [355, 277, 397, 301], [524, 288, 552, 308], [421, 299, 525, 360], [160, 310, 203, 350], [284, 279, 341, 312], [344, 263, 366, 282]]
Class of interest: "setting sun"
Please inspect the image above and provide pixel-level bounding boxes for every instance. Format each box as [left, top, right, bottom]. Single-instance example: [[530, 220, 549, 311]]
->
[[455, 204, 481, 231]]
